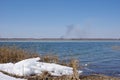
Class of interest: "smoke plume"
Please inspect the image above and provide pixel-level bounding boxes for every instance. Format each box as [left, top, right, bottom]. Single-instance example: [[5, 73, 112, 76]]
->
[[61, 24, 91, 39]]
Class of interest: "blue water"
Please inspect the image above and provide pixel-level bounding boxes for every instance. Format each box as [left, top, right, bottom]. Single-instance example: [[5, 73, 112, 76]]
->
[[0, 41, 120, 77]]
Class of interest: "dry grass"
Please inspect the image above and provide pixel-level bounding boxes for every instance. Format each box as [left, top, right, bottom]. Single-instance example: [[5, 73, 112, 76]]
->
[[79, 74, 120, 80], [0, 46, 40, 63], [111, 45, 120, 51], [27, 74, 120, 80], [41, 54, 59, 63], [69, 59, 80, 80], [0, 45, 60, 64]]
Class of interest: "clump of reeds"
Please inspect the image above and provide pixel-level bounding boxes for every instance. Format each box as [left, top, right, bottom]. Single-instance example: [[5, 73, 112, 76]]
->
[[69, 59, 80, 80], [0, 46, 39, 63], [27, 71, 51, 80], [0, 45, 60, 63], [41, 54, 59, 63]]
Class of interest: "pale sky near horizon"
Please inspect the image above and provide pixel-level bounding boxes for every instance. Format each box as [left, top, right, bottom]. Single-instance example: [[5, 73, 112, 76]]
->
[[0, 0, 120, 38]]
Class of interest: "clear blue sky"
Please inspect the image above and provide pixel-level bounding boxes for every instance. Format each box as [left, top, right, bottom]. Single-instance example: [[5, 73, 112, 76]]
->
[[0, 0, 120, 38]]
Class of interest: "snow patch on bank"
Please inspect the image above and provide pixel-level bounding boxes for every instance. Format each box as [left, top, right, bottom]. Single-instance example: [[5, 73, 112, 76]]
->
[[0, 57, 82, 76], [0, 72, 26, 80]]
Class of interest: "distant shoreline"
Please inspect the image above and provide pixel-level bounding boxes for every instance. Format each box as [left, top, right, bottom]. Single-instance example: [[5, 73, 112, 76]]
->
[[1, 38, 120, 43], [0, 38, 120, 41]]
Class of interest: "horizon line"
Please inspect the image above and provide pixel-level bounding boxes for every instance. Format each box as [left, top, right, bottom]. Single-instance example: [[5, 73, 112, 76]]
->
[[0, 38, 120, 40]]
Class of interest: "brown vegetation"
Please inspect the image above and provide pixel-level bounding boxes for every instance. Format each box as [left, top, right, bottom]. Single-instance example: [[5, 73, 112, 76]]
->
[[27, 74, 120, 80], [0, 46, 60, 64], [0, 46, 39, 63], [80, 74, 120, 80], [41, 54, 59, 63]]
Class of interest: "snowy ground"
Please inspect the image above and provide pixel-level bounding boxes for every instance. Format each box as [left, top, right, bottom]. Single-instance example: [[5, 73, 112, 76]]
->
[[0, 57, 82, 78], [0, 72, 26, 80]]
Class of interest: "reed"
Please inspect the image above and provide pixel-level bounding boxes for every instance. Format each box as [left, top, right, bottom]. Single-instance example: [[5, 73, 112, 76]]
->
[[41, 54, 59, 63], [0, 46, 39, 63]]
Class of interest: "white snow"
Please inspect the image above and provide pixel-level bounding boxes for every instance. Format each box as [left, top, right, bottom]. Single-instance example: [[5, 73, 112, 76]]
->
[[0, 57, 82, 77], [0, 72, 26, 80]]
